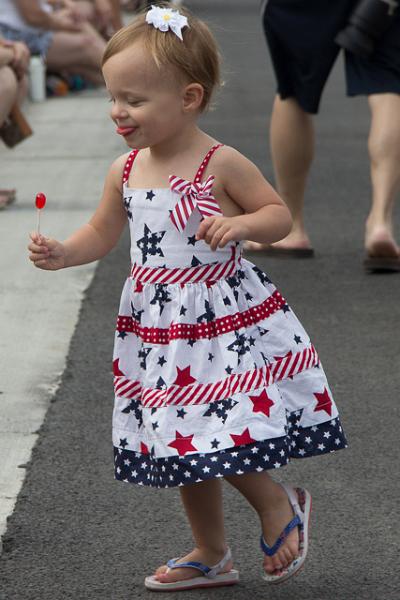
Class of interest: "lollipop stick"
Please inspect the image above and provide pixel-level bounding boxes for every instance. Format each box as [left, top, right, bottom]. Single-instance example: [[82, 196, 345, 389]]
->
[[35, 193, 46, 236]]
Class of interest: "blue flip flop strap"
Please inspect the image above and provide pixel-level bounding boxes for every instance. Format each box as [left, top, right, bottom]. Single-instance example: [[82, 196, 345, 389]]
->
[[167, 559, 211, 577], [260, 514, 302, 557]]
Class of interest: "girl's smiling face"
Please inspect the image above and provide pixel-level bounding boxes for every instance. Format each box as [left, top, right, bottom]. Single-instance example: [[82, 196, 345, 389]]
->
[[103, 43, 191, 149]]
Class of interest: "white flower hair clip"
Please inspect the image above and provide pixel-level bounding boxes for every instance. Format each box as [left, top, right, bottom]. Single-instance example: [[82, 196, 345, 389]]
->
[[146, 5, 189, 41]]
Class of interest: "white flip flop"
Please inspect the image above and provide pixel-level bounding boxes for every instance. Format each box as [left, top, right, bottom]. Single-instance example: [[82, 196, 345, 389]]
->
[[261, 484, 312, 584], [144, 547, 239, 592]]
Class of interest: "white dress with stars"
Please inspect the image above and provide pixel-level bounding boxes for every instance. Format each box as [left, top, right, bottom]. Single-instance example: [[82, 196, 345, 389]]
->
[[113, 144, 347, 488]]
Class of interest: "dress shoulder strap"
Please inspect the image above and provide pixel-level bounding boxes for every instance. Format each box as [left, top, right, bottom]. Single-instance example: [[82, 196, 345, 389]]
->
[[122, 149, 139, 185], [194, 143, 224, 183]]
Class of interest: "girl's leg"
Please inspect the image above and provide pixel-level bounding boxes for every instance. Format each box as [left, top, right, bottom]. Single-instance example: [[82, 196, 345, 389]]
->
[[154, 478, 232, 583], [225, 471, 299, 575], [365, 93, 400, 258]]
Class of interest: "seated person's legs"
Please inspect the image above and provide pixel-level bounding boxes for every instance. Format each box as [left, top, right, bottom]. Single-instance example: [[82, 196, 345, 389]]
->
[[0, 65, 18, 208], [73, 0, 97, 23], [74, 0, 122, 37], [46, 23, 106, 85]]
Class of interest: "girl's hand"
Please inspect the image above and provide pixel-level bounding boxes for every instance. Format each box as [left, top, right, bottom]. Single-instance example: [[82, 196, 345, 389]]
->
[[196, 216, 250, 251], [28, 233, 66, 270]]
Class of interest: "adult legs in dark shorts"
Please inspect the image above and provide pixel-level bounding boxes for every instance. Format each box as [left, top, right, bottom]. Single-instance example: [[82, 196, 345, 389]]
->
[[250, 0, 400, 271]]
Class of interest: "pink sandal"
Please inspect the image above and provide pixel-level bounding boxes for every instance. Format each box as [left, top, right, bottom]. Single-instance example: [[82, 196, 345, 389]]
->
[[144, 547, 239, 592]]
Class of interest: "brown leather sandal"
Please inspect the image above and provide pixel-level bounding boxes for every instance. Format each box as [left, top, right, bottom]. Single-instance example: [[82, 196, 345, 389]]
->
[[0, 189, 16, 205], [0, 104, 32, 148]]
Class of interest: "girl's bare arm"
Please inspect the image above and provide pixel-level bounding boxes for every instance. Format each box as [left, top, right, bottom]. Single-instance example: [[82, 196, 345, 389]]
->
[[29, 156, 128, 270], [197, 147, 292, 249], [64, 157, 128, 266]]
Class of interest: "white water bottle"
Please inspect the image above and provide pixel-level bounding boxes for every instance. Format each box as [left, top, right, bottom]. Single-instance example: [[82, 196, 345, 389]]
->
[[29, 55, 46, 102]]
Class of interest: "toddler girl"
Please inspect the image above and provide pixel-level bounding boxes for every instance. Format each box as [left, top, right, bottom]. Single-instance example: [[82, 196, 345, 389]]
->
[[28, 3, 347, 592]]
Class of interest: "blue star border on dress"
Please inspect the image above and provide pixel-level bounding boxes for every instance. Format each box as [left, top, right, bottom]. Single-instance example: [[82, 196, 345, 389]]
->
[[114, 415, 347, 488]]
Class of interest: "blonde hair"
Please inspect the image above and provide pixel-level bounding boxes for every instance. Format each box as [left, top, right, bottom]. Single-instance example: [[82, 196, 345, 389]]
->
[[102, 2, 221, 111]]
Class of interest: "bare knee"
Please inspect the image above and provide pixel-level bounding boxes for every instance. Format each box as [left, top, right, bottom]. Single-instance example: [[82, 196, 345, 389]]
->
[[47, 28, 105, 74], [73, 0, 96, 22], [0, 66, 18, 98], [0, 66, 18, 126], [273, 96, 312, 124]]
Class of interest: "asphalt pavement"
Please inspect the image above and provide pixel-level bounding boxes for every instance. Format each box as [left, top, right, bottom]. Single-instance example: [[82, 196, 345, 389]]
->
[[1, 1, 399, 599]]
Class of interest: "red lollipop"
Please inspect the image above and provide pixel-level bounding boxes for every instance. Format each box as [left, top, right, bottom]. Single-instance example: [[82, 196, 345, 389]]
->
[[35, 192, 47, 235], [35, 192, 46, 210]]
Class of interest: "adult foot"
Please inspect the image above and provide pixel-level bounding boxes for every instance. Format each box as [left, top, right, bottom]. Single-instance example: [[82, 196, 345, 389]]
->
[[260, 484, 299, 576], [153, 547, 233, 584], [365, 224, 400, 258], [244, 231, 313, 253], [269, 230, 313, 252], [244, 241, 269, 251]]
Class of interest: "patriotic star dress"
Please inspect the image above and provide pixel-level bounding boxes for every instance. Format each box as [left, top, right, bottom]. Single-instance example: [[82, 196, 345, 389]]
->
[[113, 144, 347, 488]]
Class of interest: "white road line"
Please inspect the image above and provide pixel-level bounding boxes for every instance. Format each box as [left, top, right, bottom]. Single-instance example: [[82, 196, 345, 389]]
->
[[0, 91, 124, 550]]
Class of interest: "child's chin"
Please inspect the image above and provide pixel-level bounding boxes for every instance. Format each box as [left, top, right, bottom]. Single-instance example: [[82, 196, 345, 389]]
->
[[128, 141, 149, 150]]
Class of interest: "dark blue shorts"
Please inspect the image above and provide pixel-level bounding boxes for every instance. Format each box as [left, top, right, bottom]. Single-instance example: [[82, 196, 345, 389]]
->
[[262, 0, 400, 114]]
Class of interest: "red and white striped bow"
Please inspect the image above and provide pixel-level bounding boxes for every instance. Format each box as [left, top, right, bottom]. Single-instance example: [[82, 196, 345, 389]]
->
[[169, 174, 222, 232]]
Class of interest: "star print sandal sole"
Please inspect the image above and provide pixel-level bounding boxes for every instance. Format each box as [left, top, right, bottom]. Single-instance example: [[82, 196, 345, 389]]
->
[[144, 547, 239, 591], [261, 484, 312, 584]]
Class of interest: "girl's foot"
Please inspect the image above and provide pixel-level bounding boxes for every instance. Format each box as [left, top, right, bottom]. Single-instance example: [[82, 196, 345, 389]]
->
[[153, 547, 233, 584], [260, 484, 300, 576]]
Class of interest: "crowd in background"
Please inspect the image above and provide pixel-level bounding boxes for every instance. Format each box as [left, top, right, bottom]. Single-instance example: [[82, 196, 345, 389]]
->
[[0, 0, 185, 209], [3, 0, 398, 272]]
